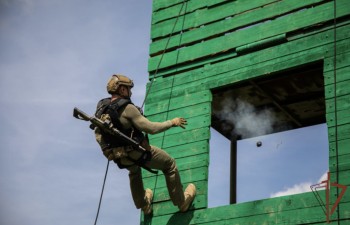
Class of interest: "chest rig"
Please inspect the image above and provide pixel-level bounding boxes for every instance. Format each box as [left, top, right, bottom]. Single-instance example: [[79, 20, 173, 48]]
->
[[95, 98, 156, 173], [95, 97, 144, 148]]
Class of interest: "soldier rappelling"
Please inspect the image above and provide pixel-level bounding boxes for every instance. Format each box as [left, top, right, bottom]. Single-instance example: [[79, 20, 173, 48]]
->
[[90, 74, 196, 215]]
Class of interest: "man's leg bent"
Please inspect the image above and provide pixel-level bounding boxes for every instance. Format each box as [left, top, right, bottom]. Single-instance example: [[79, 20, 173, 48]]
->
[[145, 146, 185, 206]]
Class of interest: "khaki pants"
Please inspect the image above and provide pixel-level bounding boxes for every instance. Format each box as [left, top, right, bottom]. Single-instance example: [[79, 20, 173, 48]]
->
[[123, 145, 184, 209]]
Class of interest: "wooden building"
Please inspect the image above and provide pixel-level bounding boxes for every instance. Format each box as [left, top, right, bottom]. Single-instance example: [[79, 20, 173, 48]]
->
[[142, 0, 350, 224]]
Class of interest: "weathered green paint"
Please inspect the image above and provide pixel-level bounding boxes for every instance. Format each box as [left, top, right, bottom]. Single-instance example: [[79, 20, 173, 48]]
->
[[141, 194, 350, 225], [150, 127, 210, 149], [142, 0, 350, 224], [327, 109, 350, 128], [145, 34, 349, 106], [152, 0, 225, 24], [149, 114, 211, 140], [329, 139, 350, 157], [149, 20, 350, 78], [143, 166, 208, 191], [148, 0, 350, 72], [150, 0, 326, 52], [151, 0, 297, 39]]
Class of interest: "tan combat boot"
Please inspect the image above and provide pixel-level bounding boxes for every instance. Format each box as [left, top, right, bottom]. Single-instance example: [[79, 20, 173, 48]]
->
[[142, 189, 153, 215], [179, 183, 196, 212]]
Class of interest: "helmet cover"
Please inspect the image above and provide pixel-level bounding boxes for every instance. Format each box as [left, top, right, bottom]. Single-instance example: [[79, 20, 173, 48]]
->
[[106, 74, 134, 94]]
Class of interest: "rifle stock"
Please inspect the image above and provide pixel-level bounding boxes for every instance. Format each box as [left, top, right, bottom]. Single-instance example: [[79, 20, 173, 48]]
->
[[73, 107, 146, 152], [73, 107, 90, 121]]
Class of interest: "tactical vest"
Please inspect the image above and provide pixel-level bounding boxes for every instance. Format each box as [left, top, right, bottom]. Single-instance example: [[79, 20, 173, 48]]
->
[[95, 97, 157, 174], [95, 97, 145, 148]]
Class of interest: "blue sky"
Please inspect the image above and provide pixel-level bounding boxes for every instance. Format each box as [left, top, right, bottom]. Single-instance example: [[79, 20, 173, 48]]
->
[[0, 1, 329, 224], [209, 124, 329, 208], [0, 1, 151, 225]]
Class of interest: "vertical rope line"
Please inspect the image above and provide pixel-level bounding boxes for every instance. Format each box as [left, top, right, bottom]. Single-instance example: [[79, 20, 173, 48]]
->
[[94, 160, 110, 225], [161, 0, 188, 131], [147, 2, 188, 224], [94, 2, 188, 224], [332, 0, 340, 223], [141, 0, 188, 110]]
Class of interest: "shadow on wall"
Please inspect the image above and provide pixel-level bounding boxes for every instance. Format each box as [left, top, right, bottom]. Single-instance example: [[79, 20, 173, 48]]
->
[[142, 210, 195, 225], [166, 210, 195, 225]]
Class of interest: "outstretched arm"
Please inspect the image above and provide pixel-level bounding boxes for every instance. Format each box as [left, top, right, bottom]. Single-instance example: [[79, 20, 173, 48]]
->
[[123, 104, 187, 134]]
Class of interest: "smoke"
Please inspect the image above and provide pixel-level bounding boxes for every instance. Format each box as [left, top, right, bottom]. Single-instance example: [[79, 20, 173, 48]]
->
[[216, 97, 277, 139]]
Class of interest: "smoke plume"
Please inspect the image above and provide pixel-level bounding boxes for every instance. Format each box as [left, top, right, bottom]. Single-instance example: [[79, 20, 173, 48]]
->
[[216, 97, 277, 139]]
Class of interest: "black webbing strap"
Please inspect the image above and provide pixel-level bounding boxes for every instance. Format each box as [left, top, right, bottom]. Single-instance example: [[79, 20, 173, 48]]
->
[[114, 150, 158, 174]]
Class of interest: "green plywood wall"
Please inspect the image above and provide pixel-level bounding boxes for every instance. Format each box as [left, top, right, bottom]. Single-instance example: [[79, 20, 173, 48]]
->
[[142, 0, 350, 224]]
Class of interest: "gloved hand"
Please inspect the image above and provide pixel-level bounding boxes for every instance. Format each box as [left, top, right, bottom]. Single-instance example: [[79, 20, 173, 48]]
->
[[171, 117, 187, 129]]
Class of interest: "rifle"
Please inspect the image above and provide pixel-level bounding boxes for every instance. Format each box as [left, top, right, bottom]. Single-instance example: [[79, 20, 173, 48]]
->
[[73, 107, 158, 174]]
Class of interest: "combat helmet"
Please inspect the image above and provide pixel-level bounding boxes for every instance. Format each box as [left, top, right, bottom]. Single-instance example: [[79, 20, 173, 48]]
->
[[107, 74, 134, 94]]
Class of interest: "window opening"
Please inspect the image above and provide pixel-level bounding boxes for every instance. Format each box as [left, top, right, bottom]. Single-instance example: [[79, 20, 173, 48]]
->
[[209, 62, 329, 206]]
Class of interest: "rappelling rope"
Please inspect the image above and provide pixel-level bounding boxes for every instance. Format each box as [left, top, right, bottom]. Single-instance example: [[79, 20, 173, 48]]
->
[[141, 0, 188, 110], [142, 0, 188, 222], [93, 1, 188, 225], [94, 160, 110, 225]]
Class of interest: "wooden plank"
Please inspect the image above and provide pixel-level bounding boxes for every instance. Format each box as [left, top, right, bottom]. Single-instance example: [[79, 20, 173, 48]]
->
[[150, 127, 210, 149], [148, 0, 350, 72], [142, 192, 339, 225], [151, 0, 304, 40], [325, 80, 350, 100], [152, 0, 185, 12], [152, 0, 227, 12], [142, 174, 350, 224], [145, 76, 174, 94], [147, 24, 349, 95], [150, 47, 327, 112], [330, 153, 350, 172], [330, 170, 350, 186], [150, 21, 350, 79], [146, 36, 350, 104], [144, 180, 207, 203], [152, 0, 225, 24], [324, 65, 350, 85], [328, 123, 350, 142], [146, 102, 211, 122], [165, 140, 209, 159], [146, 37, 346, 113], [202, 202, 350, 224], [329, 138, 350, 157], [182, 44, 324, 92], [326, 109, 350, 128], [150, 114, 211, 139], [144, 90, 212, 116], [326, 94, 350, 114], [151, 194, 206, 216], [150, 20, 350, 78], [142, 197, 350, 224], [171, 37, 350, 96], [143, 153, 209, 178], [150, 0, 326, 54], [324, 50, 350, 73], [143, 166, 208, 189]]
